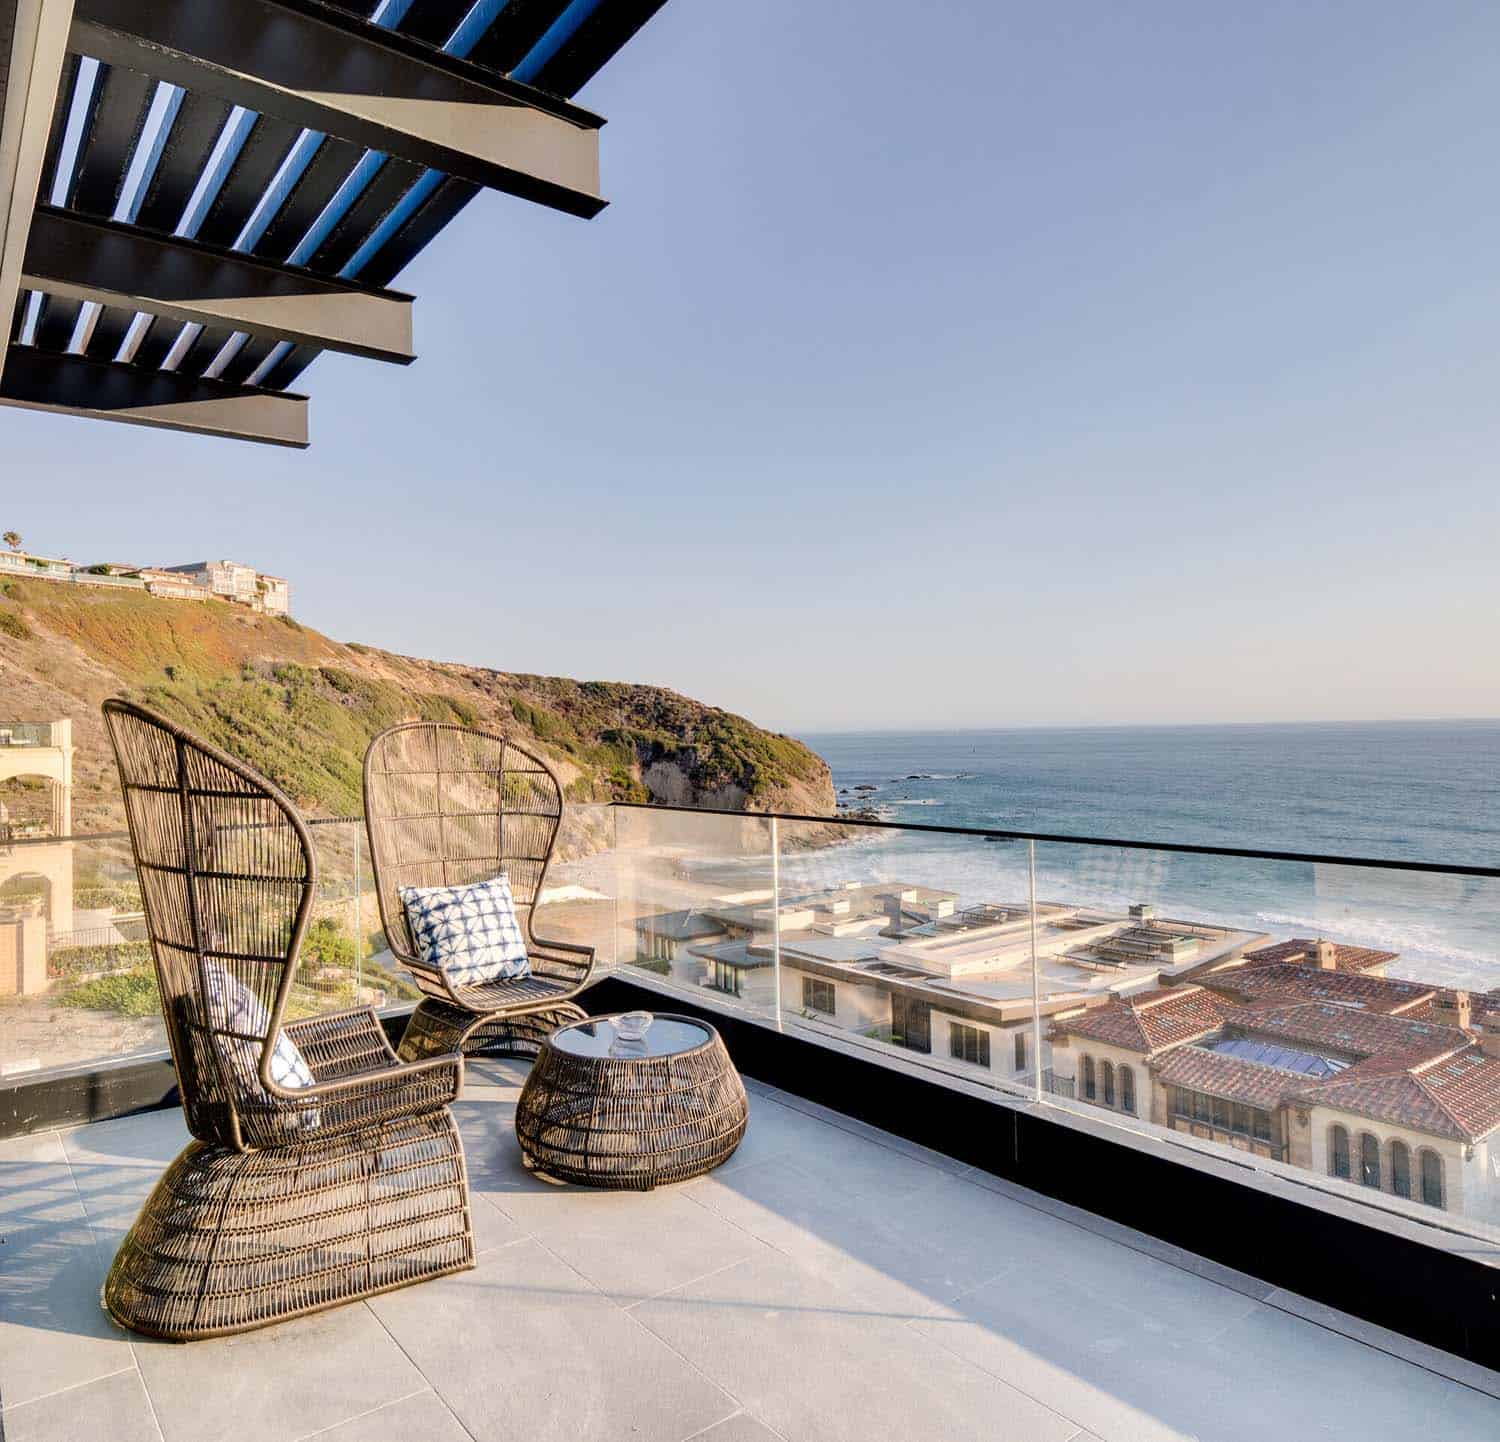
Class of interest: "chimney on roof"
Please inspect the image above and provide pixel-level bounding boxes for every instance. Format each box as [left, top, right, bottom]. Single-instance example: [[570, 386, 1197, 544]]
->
[[1312, 939, 1338, 970], [1432, 990, 1473, 1032]]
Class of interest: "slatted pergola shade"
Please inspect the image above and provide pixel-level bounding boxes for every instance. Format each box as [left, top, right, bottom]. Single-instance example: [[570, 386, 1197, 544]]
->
[[0, 0, 668, 446]]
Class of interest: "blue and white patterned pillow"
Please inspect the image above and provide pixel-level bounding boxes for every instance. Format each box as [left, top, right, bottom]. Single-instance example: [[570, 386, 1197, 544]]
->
[[400, 873, 531, 988], [202, 961, 315, 1099]]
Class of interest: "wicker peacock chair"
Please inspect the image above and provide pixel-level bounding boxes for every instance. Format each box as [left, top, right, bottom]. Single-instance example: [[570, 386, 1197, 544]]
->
[[101, 699, 473, 1340], [363, 721, 594, 1062]]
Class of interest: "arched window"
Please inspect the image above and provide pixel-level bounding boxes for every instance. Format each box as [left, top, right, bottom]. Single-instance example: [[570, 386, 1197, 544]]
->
[[1120, 1066, 1136, 1115], [1358, 1133, 1380, 1189], [1389, 1140, 1411, 1199], [1082, 1055, 1096, 1101], [1101, 1060, 1116, 1107], [1329, 1125, 1350, 1180], [1419, 1149, 1444, 1209]]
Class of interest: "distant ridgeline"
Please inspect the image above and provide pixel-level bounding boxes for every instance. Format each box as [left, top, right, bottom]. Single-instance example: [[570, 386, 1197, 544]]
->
[[0, 579, 834, 832]]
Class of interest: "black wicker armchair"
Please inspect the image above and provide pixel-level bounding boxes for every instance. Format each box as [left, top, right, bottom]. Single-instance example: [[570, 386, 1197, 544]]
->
[[363, 721, 595, 1062], [101, 699, 473, 1340]]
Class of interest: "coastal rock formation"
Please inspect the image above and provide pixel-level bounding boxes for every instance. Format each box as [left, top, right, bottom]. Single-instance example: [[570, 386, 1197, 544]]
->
[[0, 580, 834, 832]]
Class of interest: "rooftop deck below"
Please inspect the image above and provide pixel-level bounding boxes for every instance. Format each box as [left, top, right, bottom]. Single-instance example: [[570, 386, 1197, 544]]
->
[[2, 1059, 1497, 1441]]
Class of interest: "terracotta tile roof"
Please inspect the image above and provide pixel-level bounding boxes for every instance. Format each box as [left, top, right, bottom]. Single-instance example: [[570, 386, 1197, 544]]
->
[[1241, 939, 1397, 974], [1403, 987, 1500, 1026], [1049, 986, 1226, 1055], [1199, 964, 1436, 1016], [1150, 1045, 1314, 1110], [1294, 1047, 1500, 1143], [1221, 1000, 1463, 1065]]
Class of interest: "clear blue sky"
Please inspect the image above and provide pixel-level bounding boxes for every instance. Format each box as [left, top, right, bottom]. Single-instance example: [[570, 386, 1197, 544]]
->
[[7, 2, 1500, 733]]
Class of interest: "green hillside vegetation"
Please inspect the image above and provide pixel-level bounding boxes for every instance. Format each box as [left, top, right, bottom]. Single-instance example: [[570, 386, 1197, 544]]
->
[[0, 579, 833, 824]]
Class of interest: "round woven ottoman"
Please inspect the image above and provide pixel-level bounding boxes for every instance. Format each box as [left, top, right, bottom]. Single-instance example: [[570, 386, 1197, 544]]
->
[[515, 1013, 748, 1189]]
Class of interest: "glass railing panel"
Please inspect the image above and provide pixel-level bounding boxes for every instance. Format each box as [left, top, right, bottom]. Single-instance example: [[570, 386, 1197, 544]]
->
[[1032, 838, 1500, 1239], [769, 815, 1041, 1096], [296, 819, 421, 1018], [532, 803, 619, 969], [2, 831, 166, 1077], [3, 822, 397, 1079], [607, 804, 777, 1024]]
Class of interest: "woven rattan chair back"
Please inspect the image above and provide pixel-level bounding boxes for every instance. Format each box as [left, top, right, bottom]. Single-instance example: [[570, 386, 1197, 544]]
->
[[364, 721, 563, 970], [103, 698, 316, 1151]]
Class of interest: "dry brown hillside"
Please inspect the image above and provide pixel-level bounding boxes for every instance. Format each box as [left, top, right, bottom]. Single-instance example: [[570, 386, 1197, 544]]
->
[[0, 579, 834, 832]]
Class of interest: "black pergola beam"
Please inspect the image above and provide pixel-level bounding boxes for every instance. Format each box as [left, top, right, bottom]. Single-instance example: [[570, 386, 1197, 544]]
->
[[0, 0, 76, 390], [0, 344, 309, 445], [69, 0, 606, 218], [22, 206, 415, 363]]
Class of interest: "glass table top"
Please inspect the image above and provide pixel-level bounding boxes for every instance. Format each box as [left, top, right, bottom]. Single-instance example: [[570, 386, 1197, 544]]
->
[[551, 1014, 711, 1059]]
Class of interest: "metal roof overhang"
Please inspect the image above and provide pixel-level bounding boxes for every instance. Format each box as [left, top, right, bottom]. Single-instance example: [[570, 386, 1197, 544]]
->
[[0, 0, 668, 448]]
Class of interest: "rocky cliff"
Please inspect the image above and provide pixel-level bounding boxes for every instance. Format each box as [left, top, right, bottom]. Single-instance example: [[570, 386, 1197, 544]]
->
[[0, 579, 834, 832]]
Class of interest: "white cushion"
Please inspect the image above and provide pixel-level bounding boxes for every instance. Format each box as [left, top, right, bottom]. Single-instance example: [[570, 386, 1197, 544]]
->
[[202, 961, 315, 1099], [400, 873, 531, 988]]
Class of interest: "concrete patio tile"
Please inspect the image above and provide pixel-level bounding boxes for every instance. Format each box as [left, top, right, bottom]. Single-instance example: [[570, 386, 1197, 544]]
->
[[701, 1091, 847, 1176], [0, 1130, 89, 1229], [134, 1302, 427, 1442], [3, 1367, 163, 1442], [510, 1185, 768, 1306], [632, 1250, 1078, 1442], [295, 1389, 471, 1442], [962, 1169, 1276, 1302], [60, 1106, 189, 1172], [0, 1223, 132, 1408], [742, 1106, 960, 1200], [910, 1234, 1306, 1442], [451, 1093, 519, 1165], [685, 1412, 785, 1441], [369, 1238, 735, 1442], [684, 1160, 1051, 1314], [1261, 1287, 1500, 1402], [757, 1091, 973, 1177], [57, 1109, 189, 1246], [1166, 1303, 1500, 1441], [468, 1188, 526, 1255]]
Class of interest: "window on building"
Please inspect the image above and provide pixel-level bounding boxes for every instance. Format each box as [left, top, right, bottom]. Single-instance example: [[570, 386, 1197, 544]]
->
[[949, 1022, 990, 1068], [708, 961, 742, 997], [1390, 1140, 1411, 1199], [1329, 1125, 1350, 1180], [1082, 1055, 1096, 1101], [1120, 1066, 1136, 1115], [1014, 1031, 1027, 1073], [1101, 1060, 1116, 1107], [1169, 1088, 1271, 1147], [802, 977, 835, 1016], [1419, 1149, 1444, 1209], [1359, 1133, 1380, 1189], [891, 994, 932, 1054]]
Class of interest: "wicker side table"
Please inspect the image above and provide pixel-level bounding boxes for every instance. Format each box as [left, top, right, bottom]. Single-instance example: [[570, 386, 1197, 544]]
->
[[515, 1014, 748, 1189]]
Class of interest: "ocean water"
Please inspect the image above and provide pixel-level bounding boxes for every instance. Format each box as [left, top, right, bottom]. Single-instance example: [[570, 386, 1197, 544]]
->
[[794, 723, 1500, 992]]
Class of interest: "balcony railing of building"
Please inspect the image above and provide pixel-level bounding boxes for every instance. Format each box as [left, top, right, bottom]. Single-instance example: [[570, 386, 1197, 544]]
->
[[3, 797, 1499, 1365], [0, 722, 55, 747]]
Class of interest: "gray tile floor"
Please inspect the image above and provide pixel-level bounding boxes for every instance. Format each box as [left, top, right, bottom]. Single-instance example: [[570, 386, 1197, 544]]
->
[[2, 1060, 1498, 1442]]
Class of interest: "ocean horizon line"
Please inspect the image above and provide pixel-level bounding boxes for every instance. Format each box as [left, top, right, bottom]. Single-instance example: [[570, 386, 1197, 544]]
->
[[794, 715, 1500, 739]]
